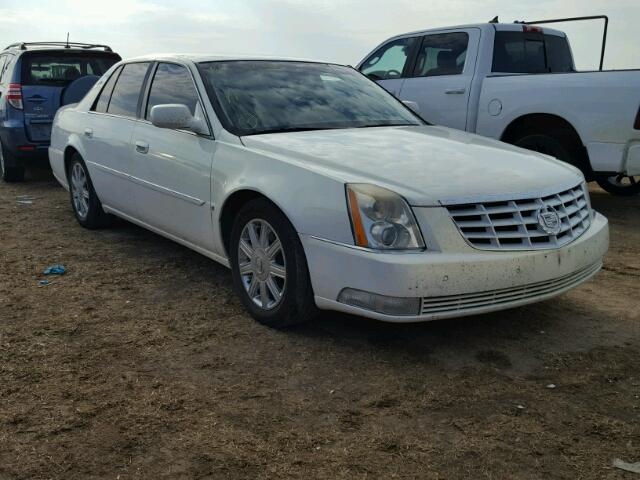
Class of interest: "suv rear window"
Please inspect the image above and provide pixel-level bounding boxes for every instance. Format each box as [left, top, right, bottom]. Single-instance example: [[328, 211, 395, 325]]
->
[[492, 31, 574, 73], [21, 52, 120, 86]]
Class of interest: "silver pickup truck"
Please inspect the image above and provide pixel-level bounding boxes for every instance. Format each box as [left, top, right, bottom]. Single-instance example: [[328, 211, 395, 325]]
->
[[357, 16, 640, 196]]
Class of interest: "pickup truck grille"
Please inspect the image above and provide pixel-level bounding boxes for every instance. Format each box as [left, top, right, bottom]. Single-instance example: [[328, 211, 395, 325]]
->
[[447, 183, 591, 250]]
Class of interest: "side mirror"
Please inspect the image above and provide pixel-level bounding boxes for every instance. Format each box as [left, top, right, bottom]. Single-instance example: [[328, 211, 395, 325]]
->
[[149, 104, 209, 135], [402, 100, 420, 114]]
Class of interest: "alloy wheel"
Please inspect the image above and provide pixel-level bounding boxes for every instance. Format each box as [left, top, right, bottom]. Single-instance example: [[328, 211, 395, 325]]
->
[[70, 162, 90, 220], [237, 219, 287, 310]]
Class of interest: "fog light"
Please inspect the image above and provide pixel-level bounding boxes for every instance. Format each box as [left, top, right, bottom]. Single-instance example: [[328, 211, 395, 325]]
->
[[337, 288, 421, 316]]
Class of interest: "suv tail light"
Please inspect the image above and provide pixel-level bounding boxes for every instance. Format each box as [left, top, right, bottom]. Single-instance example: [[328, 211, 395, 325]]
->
[[7, 83, 23, 110], [634, 105, 640, 130]]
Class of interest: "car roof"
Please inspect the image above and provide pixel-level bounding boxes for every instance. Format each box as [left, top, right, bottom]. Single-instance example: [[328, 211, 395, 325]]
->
[[122, 53, 336, 65]]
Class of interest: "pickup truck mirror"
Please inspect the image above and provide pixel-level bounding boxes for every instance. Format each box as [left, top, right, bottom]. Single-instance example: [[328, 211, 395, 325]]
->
[[149, 104, 209, 135], [402, 100, 420, 113]]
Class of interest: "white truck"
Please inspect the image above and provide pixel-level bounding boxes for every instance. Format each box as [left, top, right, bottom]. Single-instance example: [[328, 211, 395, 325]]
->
[[357, 16, 640, 195]]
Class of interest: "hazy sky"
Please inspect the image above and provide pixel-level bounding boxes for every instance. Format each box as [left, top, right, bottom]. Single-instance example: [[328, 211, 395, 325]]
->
[[0, 0, 637, 70]]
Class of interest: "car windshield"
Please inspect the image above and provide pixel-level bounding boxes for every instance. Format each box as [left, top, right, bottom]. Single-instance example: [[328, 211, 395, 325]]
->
[[197, 60, 423, 136]]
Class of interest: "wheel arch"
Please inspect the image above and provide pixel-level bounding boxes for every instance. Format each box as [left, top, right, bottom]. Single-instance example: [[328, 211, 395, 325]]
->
[[218, 188, 296, 259], [63, 145, 81, 177], [500, 113, 592, 176]]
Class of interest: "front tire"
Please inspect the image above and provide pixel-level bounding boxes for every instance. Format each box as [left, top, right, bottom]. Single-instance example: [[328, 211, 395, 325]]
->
[[596, 174, 640, 196], [0, 141, 25, 182], [230, 198, 317, 328], [67, 154, 110, 229]]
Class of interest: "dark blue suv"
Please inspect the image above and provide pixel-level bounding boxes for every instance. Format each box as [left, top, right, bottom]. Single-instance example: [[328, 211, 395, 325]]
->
[[0, 42, 121, 182]]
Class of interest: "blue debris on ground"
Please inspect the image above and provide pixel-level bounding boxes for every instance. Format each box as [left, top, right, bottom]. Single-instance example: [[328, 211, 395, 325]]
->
[[43, 265, 66, 276]]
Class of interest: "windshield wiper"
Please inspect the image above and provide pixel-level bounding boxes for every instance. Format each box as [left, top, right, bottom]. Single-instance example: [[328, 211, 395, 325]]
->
[[243, 126, 344, 136]]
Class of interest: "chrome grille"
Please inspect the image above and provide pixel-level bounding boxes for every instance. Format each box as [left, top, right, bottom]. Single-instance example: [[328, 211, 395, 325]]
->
[[447, 183, 592, 250], [421, 261, 601, 315]]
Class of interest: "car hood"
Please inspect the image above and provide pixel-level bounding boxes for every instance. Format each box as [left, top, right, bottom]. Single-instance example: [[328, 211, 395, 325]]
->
[[241, 125, 583, 206]]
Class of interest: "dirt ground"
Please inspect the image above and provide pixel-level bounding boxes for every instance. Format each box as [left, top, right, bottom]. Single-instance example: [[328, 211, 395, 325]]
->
[[0, 167, 638, 480]]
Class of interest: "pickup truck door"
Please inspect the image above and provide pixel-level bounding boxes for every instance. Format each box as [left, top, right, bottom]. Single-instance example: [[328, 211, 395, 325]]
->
[[129, 62, 215, 250], [398, 28, 480, 131], [358, 36, 420, 97]]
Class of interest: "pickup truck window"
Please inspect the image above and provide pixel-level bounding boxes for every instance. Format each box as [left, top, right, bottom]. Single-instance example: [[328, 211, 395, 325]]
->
[[360, 37, 417, 80], [492, 31, 574, 73], [412, 32, 468, 77]]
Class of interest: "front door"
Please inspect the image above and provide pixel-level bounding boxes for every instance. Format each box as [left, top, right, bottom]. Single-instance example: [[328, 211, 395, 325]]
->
[[129, 62, 215, 250], [398, 29, 479, 131], [358, 36, 419, 97]]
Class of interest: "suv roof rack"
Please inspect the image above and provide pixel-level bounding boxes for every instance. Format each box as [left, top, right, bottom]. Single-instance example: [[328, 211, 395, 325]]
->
[[3, 41, 113, 52]]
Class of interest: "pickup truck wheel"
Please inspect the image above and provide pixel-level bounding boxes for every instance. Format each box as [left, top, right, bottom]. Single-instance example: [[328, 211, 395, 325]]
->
[[0, 141, 25, 183], [596, 174, 640, 196], [513, 134, 573, 164], [230, 198, 317, 328], [67, 154, 110, 229]]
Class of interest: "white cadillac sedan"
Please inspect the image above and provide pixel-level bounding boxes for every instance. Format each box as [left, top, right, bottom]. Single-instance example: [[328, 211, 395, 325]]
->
[[49, 55, 609, 328]]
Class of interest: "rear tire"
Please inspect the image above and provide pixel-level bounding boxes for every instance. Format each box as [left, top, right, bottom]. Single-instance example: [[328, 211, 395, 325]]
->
[[229, 198, 317, 328], [513, 133, 574, 165], [0, 141, 25, 182], [596, 174, 640, 196], [67, 153, 110, 229]]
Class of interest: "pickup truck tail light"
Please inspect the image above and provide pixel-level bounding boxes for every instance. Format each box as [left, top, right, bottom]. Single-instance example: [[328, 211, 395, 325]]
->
[[634, 106, 640, 130], [7, 83, 23, 110]]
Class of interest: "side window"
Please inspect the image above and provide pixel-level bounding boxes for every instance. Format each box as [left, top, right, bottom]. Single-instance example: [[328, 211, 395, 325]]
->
[[145, 63, 199, 119], [412, 33, 469, 77], [107, 62, 150, 118], [0, 56, 13, 84], [360, 37, 417, 80], [0, 57, 6, 83], [92, 66, 122, 113]]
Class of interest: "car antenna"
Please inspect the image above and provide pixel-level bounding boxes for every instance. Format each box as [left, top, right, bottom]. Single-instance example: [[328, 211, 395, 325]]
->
[[489, 16, 499, 23], [66, 32, 70, 49]]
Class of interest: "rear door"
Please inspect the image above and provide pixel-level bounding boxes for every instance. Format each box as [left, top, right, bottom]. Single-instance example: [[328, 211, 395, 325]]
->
[[83, 62, 151, 216], [358, 36, 419, 97], [129, 62, 215, 249], [397, 29, 479, 131], [20, 51, 120, 144]]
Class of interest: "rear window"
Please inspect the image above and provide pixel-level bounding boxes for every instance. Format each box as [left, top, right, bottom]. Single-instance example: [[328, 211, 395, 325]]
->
[[492, 31, 574, 73], [21, 52, 120, 86]]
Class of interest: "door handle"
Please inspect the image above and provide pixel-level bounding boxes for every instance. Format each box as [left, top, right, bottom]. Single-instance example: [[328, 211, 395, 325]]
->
[[135, 141, 149, 154], [84, 128, 93, 138], [445, 88, 466, 95]]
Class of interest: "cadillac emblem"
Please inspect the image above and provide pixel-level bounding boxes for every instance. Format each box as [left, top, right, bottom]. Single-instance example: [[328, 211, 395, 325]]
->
[[536, 205, 561, 235]]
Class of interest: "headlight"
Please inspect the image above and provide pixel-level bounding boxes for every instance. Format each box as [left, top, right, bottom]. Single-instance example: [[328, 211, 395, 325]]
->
[[346, 184, 425, 250]]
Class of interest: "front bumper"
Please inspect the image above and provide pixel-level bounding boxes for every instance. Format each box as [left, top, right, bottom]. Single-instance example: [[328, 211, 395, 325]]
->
[[301, 210, 609, 322]]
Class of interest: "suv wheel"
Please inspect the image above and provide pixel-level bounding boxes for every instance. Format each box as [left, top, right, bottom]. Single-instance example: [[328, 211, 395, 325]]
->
[[596, 174, 640, 196], [230, 198, 317, 328], [0, 141, 25, 182], [68, 154, 110, 229]]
